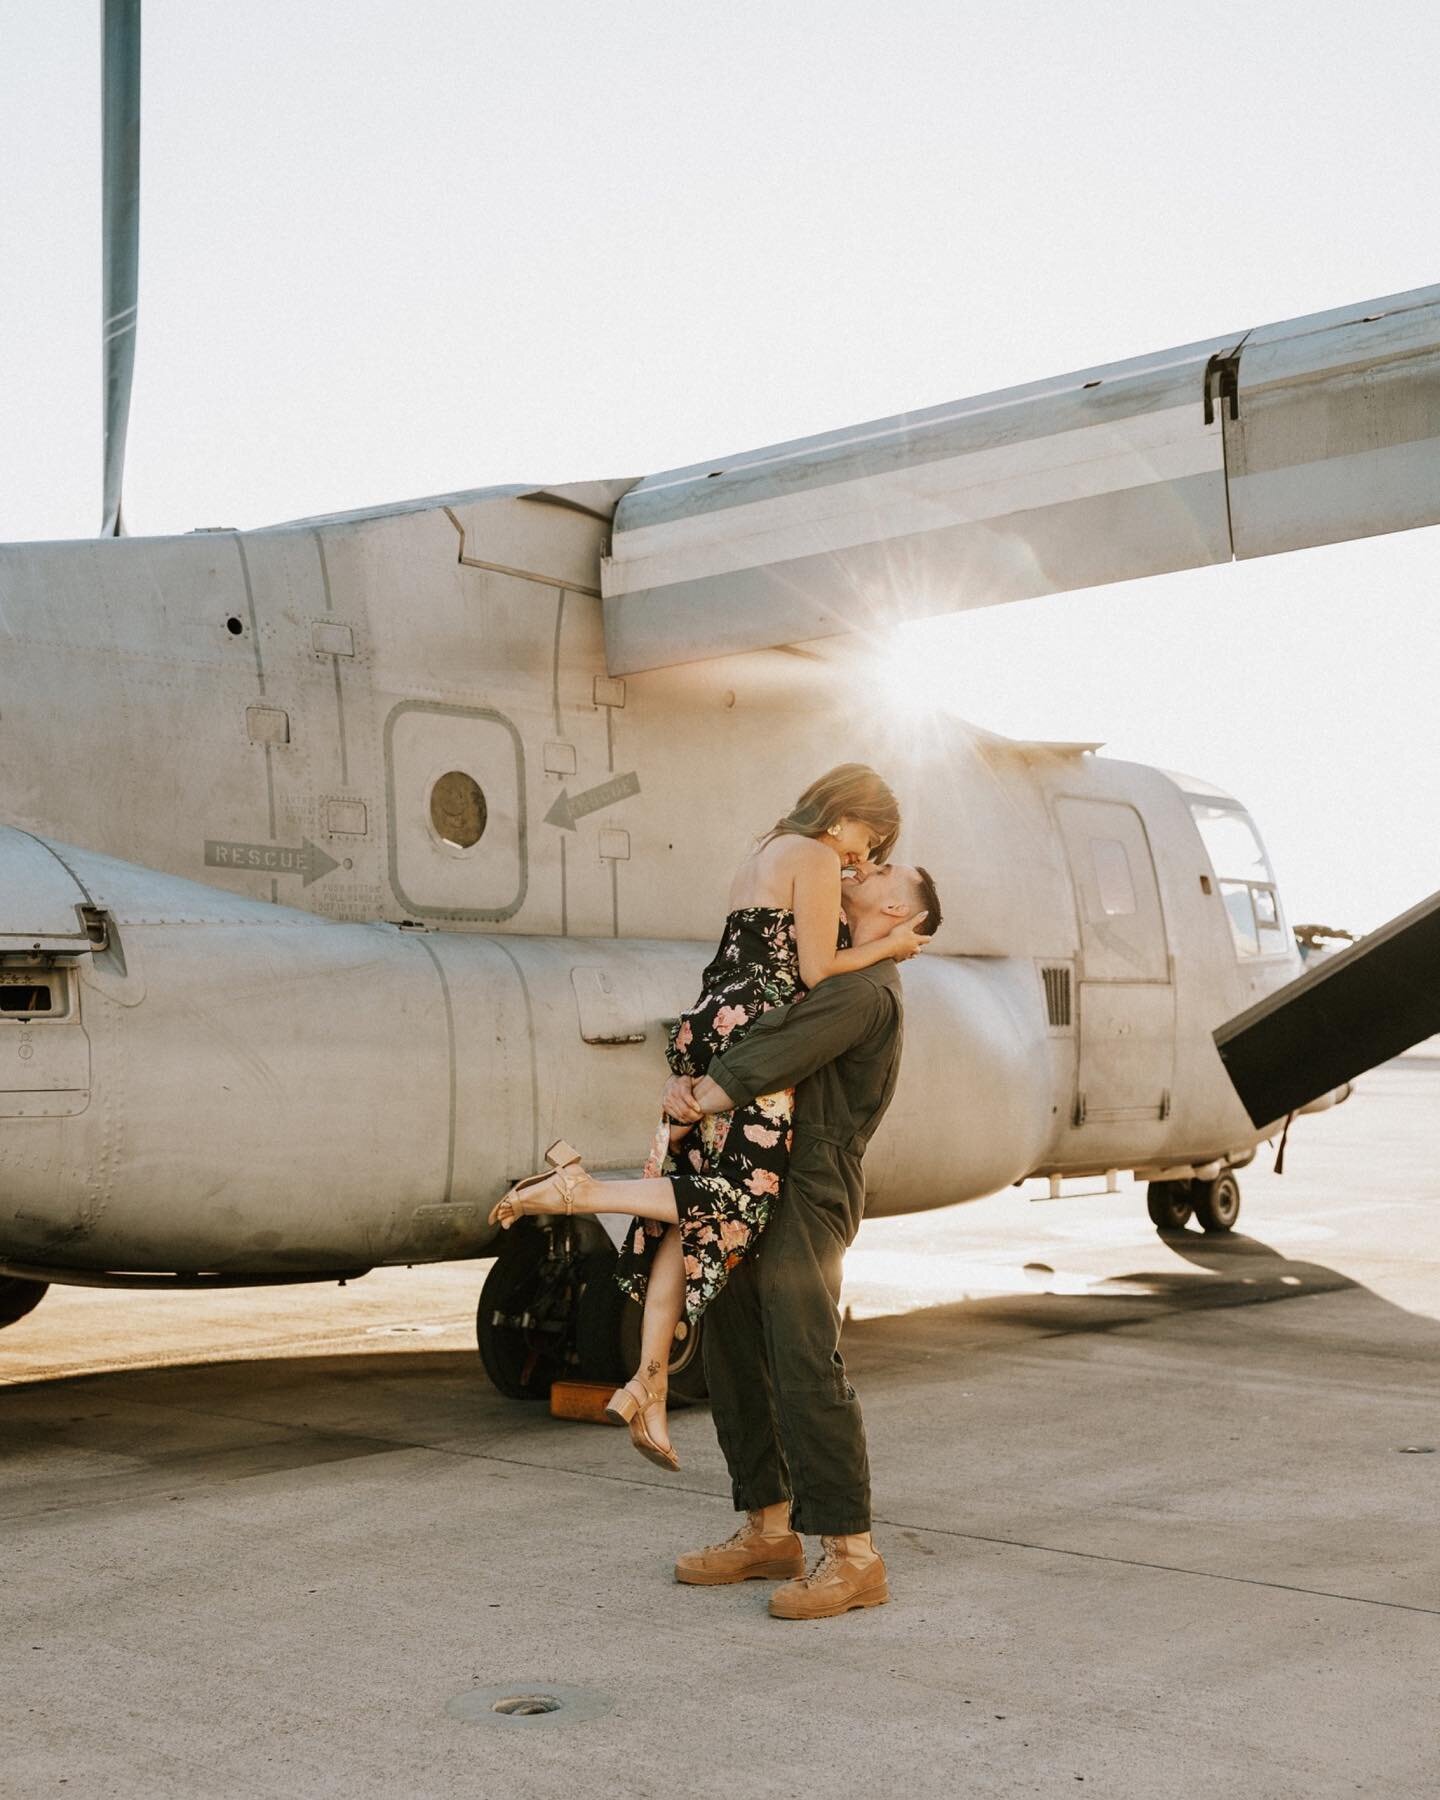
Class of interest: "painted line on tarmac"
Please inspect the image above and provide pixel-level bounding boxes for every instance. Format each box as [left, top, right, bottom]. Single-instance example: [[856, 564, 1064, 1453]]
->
[[409, 1443, 1440, 1618], [881, 1517, 1440, 1618]]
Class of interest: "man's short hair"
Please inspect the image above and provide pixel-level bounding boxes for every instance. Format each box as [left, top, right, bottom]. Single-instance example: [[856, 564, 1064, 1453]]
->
[[911, 866, 943, 939]]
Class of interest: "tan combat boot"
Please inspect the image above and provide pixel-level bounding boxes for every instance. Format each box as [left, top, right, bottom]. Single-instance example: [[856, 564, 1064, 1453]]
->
[[768, 1534, 890, 1619], [674, 1512, 806, 1586]]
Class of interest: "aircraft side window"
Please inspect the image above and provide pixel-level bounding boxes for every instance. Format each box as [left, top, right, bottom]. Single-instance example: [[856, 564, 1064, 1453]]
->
[[1220, 881, 1260, 956], [1254, 884, 1288, 954], [429, 771, 487, 851], [1089, 837, 1136, 917]]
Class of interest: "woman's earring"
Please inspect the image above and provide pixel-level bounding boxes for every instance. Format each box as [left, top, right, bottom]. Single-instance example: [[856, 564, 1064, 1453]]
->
[[827, 825, 841, 838]]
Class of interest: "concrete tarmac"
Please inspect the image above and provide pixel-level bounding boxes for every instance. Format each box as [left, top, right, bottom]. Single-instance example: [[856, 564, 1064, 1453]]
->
[[3, 1051, 1438, 1799]]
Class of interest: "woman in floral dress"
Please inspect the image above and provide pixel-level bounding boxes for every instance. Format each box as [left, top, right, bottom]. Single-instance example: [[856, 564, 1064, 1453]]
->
[[488, 764, 931, 1470]]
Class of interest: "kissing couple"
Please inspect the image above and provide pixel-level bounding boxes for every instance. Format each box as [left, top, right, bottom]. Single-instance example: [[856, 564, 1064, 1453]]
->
[[491, 764, 941, 1619]]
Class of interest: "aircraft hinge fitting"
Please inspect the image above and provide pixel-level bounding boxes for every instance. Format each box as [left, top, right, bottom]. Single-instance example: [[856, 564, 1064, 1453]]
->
[[78, 905, 111, 949], [1202, 350, 1242, 425]]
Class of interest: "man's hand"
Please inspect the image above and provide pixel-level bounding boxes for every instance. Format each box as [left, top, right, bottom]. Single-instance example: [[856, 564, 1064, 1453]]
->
[[690, 1074, 733, 1115], [884, 910, 933, 962], [662, 1074, 703, 1124], [663, 1072, 733, 1120]]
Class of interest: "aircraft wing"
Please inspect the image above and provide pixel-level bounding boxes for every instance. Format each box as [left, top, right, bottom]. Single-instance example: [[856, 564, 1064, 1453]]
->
[[602, 284, 1440, 675]]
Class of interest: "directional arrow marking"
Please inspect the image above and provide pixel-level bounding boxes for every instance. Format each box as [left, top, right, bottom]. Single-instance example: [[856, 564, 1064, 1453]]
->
[[544, 770, 641, 832], [204, 838, 342, 887]]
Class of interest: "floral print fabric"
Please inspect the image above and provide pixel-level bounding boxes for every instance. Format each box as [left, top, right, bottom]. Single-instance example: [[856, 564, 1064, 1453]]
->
[[616, 907, 810, 1322]]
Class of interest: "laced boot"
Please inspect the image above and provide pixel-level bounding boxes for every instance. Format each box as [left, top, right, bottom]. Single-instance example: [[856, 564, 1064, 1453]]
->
[[768, 1534, 889, 1619], [674, 1511, 806, 1586]]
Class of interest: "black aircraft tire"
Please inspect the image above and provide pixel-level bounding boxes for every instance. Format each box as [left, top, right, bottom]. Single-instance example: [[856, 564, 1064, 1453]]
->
[[0, 1276, 48, 1328], [1193, 1171, 1242, 1234], [1146, 1180, 1193, 1234], [476, 1228, 566, 1401], [618, 1294, 709, 1407], [573, 1251, 629, 1386]]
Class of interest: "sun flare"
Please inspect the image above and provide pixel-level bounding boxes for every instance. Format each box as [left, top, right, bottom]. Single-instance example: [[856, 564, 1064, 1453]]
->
[[872, 621, 968, 724]]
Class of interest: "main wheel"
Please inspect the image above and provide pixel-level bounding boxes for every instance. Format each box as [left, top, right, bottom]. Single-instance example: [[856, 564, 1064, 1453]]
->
[[1193, 1170, 1241, 1234], [618, 1297, 709, 1406], [0, 1276, 48, 1328], [1146, 1180, 1193, 1233], [476, 1225, 585, 1400], [573, 1250, 630, 1386]]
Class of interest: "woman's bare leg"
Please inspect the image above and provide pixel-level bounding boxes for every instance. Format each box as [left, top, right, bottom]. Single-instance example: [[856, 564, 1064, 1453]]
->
[[514, 1168, 680, 1224], [632, 1224, 685, 1455]]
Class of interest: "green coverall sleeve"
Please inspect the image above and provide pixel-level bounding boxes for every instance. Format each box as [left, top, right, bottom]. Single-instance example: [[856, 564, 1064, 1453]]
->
[[704, 973, 885, 1107]]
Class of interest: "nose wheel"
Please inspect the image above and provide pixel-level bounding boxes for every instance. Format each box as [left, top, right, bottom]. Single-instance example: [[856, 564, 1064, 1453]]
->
[[1146, 1170, 1241, 1235], [1193, 1170, 1241, 1233], [1146, 1180, 1193, 1233]]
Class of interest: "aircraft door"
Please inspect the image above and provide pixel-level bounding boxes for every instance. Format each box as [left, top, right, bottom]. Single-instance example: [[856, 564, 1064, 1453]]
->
[[384, 702, 528, 922], [1055, 798, 1175, 1123]]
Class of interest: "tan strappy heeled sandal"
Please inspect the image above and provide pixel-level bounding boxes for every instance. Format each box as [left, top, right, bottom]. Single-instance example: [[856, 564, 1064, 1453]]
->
[[487, 1139, 586, 1229], [604, 1375, 680, 1472]]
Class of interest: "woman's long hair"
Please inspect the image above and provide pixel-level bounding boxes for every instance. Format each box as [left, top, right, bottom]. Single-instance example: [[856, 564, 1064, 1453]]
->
[[763, 764, 901, 864]]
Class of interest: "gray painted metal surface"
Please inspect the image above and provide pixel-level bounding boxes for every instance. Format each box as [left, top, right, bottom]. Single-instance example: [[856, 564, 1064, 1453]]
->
[[1226, 291, 1440, 557], [601, 285, 1440, 674], [6, 284, 1435, 1285]]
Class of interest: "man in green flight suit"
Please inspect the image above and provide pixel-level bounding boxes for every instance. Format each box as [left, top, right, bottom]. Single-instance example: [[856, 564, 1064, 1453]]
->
[[661, 858, 943, 1619]]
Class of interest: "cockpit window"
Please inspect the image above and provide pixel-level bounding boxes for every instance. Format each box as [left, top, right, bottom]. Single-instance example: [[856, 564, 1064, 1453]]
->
[[1192, 808, 1269, 884], [1188, 801, 1289, 959], [1220, 883, 1260, 956]]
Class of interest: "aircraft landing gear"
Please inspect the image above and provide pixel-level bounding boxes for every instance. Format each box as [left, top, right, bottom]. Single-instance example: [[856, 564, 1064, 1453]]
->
[[1192, 1170, 1242, 1234], [1145, 1169, 1242, 1235], [1146, 1180, 1193, 1233], [0, 1276, 48, 1328], [477, 1224, 609, 1400], [476, 1222, 707, 1403]]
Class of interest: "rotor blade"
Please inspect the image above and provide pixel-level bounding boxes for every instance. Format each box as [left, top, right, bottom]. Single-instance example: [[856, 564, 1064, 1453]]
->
[[602, 283, 1440, 674], [1213, 888, 1440, 1128], [101, 0, 141, 538]]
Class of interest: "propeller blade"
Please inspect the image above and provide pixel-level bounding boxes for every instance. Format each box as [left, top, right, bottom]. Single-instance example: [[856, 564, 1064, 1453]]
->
[[101, 0, 141, 538], [1214, 889, 1440, 1128]]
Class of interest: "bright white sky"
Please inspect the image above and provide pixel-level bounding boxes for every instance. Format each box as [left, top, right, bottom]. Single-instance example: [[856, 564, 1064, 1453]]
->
[[2, 0, 1437, 931]]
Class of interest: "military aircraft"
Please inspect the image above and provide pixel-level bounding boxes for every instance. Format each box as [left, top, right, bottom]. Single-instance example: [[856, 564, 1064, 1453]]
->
[[2, 6, 1437, 1401]]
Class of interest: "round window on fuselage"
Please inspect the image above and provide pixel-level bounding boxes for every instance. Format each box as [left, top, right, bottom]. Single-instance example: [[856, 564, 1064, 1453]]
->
[[429, 770, 487, 850]]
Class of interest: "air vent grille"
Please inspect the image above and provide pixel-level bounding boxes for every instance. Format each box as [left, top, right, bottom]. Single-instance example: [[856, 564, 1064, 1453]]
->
[[1042, 965, 1073, 1028]]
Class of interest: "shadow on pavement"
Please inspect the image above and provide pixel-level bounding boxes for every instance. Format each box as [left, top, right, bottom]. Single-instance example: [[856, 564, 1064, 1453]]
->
[[6, 1225, 1435, 1502], [841, 1225, 1440, 1390]]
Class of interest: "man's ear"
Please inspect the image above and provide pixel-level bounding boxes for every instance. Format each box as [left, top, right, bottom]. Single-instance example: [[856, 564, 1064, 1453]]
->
[[880, 898, 909, 919]]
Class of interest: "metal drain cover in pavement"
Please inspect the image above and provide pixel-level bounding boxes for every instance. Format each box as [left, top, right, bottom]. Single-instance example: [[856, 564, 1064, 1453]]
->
[[446, 1684, 613, 1727]]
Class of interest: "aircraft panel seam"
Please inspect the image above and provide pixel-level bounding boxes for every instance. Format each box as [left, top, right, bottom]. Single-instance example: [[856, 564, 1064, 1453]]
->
[[414, 938, 457, 1205]]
